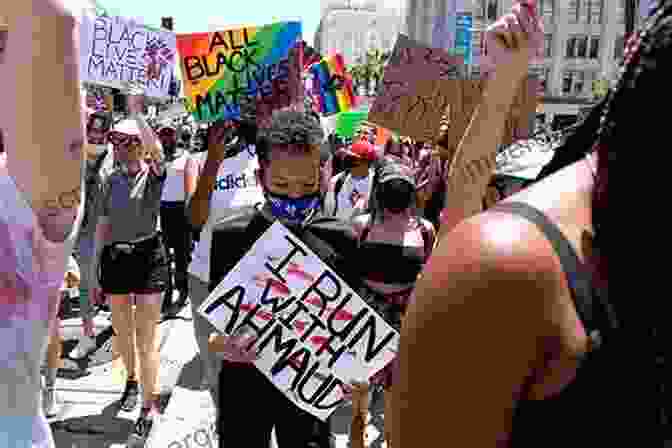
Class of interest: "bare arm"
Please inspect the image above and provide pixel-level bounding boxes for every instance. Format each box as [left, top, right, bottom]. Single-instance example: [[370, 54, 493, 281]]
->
[[186, 124, 232, 228], [184, 155, 202, 201], [2, 6, 84, 242], [395, 214, 553, 447]]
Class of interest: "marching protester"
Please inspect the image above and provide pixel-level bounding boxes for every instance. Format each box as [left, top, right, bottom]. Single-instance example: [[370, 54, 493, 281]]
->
[[348, 157, 436, 448], [324, 138, 377, 221], [207, 110, 361, 448], [91, 91, 169, 440], [157, 124, 191, 314], [185, 101, 263, 406], [0, 2, 85, 445], [393, 2, 666, 447], [69, 110, 115, 360]]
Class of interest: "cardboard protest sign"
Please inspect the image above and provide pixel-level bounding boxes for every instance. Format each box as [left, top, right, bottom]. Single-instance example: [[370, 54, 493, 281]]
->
[[176, 22, 303, 123], [198, 221, 399, 421], [79, 15, 178, 97], [308, 53, 356, 115], [368, 34, 464, 141]]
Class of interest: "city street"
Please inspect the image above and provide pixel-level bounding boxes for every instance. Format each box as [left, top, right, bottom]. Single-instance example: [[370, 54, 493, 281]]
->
[[50, 300, 388, 448]]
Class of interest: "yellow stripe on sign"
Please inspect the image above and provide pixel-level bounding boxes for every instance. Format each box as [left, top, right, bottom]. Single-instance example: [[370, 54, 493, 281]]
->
[[181, 27, 260, 104]]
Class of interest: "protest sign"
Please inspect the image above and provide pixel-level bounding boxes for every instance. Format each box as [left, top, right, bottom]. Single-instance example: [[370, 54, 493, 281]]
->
[[79, 15, 178, 97], [308, 53, 356, 115], [198, 221, 399, 421], [176, 22, 303, 123], [368, 34, 464, 141]]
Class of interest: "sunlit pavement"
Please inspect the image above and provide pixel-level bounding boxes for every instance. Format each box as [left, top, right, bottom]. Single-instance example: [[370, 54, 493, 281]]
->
[[50, 298, 389, 448]]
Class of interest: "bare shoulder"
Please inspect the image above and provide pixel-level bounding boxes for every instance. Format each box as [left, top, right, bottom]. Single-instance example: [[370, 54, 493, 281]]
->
[[415, 209, 563, 321]]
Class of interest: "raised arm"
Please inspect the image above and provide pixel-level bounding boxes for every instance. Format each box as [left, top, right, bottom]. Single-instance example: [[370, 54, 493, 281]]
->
[[127, 93, 166, 177], [2, 3, 85, 242], [186, 122, 233, 228], [437, 5, 540, 241]]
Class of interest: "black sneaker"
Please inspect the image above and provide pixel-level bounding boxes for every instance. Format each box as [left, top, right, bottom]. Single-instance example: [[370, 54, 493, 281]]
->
[[131, 412, 154, 441], [119, 379, 139, 412]]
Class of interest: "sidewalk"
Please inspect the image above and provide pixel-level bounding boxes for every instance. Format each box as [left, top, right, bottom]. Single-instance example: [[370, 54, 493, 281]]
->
[[50, 303, 389, 448]]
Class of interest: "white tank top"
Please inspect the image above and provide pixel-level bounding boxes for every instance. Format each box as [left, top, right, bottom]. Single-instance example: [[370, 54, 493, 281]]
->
[[0, 156, 83, 447], [161, 152, 188, 202], [188, 146, 265, 283]]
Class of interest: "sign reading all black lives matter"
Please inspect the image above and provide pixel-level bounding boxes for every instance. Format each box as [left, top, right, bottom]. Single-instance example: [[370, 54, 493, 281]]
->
[[198, 221, 399, 420], [80, 15, 177, 98]]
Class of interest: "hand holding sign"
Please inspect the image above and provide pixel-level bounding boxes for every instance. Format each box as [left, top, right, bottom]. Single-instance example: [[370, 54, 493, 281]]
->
[[208, 332, 259, 364]]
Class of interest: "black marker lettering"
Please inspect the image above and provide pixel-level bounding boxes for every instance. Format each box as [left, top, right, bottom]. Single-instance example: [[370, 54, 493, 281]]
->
[[296, 361, 334, 404], [264, 235, 306, 284], [347, 315, 396, 362], [300, 271, 342, 318], [202, 285, 246, 334]]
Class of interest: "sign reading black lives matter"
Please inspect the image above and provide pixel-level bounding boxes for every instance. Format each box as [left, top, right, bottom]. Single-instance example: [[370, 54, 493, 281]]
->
[[198, 221, 399, 420], [79, 15, 178, 98]]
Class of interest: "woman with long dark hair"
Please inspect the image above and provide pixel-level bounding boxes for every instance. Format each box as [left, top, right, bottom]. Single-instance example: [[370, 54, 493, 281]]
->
[[395, 2, 669, 447]]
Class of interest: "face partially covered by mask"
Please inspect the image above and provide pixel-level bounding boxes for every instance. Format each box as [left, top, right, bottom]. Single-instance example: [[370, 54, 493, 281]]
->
[[261, 145, 322, 225]]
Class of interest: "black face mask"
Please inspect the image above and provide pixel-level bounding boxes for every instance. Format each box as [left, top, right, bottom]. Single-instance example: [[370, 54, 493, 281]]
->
[[377, 178, 414, 214]]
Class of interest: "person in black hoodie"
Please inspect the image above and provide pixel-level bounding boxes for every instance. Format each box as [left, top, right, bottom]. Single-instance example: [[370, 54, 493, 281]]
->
[[208, 110, 359, 448]]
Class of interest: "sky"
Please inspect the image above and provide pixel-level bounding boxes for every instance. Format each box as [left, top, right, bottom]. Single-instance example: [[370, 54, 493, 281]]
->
[[100, 0, 322, 44]]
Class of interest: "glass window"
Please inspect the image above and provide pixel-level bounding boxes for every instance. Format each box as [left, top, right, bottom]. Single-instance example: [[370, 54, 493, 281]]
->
[[588, 0, 603, 24], [539, 0, 554, 24], [568, 0, 580, 23], [574, 71, 585, 95], [562, 71, 573, 94], [475, 0, 486, 19], [487, 0, 498, 21], [617, 0, 626, 24], [577, 35, 588, 58], [544, 34, 553, 58], [566, 36, 577, 58], [614, 35, 625, 59], [589, 36, 600, 59]]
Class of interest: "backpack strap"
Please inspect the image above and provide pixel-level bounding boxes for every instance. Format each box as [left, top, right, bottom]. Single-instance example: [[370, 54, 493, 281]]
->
[[333, 173, 348, 215], [490, 202, 616, 337]]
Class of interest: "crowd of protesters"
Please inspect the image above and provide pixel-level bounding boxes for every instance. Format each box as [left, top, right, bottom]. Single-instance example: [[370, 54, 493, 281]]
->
[[4, 0, 662, 446]]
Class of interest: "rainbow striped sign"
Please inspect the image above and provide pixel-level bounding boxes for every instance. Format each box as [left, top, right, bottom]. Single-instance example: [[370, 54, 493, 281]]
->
[[308, 54, 355, 116], [176, 22, 302, 123]]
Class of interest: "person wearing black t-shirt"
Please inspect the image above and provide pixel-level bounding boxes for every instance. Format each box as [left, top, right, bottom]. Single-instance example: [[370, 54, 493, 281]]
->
[[208, 111, 359, 448]]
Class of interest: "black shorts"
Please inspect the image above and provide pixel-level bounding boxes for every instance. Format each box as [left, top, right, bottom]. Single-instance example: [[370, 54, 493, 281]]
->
[[99, 233, 170, 295]]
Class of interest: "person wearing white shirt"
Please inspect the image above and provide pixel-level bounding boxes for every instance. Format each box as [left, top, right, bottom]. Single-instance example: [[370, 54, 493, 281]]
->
[[185, 114, 263, 407], [324, 139, 377, 222]]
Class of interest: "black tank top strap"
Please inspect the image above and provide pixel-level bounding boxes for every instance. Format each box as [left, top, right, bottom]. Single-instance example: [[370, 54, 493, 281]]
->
[[490, 201, 601, 334]]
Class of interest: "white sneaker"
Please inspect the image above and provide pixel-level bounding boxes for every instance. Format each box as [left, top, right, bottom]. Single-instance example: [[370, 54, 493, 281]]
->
[[69, 335, 96, 359]]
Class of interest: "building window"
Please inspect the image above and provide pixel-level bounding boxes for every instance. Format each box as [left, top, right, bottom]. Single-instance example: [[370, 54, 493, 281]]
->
[[586, 0, 603, 24], [614, 34, 625, 59], [566, 36, 577, 58], [617, 0, 626, 24], [568, 0, 580, 23], [562, 70, 596, 97], [577, 36, 588, 58], [539, 0, 555, 25], [487, 0, 498, 21], [541, 67, 551, 94], [544, 34, 553, 58], [589, 36, 600, 59]]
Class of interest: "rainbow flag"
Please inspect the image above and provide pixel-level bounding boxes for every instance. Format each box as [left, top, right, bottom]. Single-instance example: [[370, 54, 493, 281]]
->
[[308, 54, 355, 116], [176, 22, 302, 123]]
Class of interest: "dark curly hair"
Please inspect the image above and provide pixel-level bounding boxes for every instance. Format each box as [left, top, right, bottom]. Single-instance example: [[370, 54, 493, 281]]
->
[[256, 110, 324, 166]]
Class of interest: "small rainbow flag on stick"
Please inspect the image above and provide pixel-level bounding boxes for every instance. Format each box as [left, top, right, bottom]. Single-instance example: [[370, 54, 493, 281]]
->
[[309, 54, 355, 115]]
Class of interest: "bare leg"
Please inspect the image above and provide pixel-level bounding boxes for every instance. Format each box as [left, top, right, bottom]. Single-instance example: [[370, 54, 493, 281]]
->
[[134, 294, 162, 411], [109, 295, 137, 381], [384, 387, 394, 448]]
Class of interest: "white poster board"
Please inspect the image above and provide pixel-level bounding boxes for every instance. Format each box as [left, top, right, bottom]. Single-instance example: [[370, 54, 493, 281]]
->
[[198, 221, 399, 421], [80, 15, 177, 98]]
